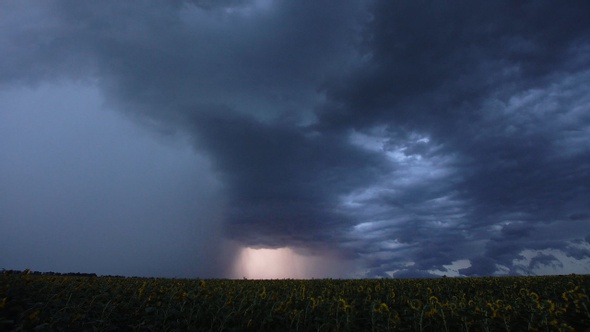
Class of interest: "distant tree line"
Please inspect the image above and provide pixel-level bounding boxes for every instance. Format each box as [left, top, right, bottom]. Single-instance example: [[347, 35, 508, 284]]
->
[[2, 268, 97, 277]]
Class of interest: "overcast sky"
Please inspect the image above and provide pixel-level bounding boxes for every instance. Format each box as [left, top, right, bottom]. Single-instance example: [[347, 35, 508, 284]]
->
[[1, 0, 589, 278]]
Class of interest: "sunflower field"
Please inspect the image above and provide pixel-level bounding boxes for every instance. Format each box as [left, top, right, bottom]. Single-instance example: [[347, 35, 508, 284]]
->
[[1, 270, 589, 331]]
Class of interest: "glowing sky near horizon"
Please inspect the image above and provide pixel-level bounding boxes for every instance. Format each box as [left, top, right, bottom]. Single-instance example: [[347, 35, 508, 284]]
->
[[231, 247, 359, 279]]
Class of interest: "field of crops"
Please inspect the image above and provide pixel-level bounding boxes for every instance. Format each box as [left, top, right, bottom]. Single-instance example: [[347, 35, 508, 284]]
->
[[1, 271, 589, 331]]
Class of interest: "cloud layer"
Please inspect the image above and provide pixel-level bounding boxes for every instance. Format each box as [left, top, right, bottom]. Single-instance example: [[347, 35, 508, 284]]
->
[[1, 0, 589, 277]]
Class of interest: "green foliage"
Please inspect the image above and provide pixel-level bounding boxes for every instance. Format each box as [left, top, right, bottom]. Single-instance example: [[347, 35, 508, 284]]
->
[[1, 272, 589, 331]]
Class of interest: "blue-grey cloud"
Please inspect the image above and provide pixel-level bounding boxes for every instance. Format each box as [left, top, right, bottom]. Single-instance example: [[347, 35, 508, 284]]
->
[[1, 0, 589, 277]]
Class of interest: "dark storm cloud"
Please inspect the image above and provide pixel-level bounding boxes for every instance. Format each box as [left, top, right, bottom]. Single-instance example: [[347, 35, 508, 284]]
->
[[2, 0, 590, 277], [317, 1, 590, 131], [64, 0, 376, 252], [317, 0, 590, 276], [47, 0, 364, 127], [187, 109, 391, 248]]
